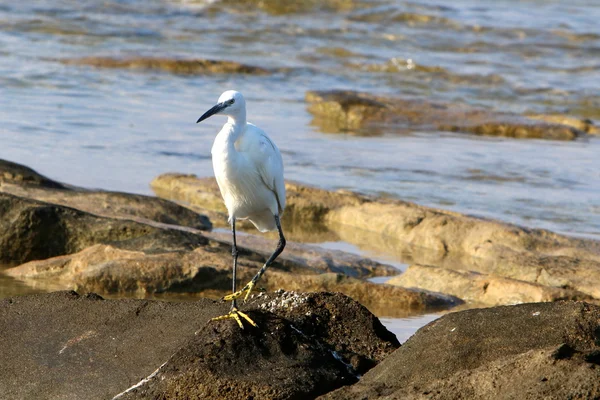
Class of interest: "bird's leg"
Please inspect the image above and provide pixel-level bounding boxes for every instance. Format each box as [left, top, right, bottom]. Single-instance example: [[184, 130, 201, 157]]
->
[[223, 215, 286, 303], [211, 219, 258, 328], [231, 218, 239, 309]]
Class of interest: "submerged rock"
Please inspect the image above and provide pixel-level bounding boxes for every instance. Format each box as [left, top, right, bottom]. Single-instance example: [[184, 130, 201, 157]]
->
[[388, 264, 592, 306], [61, 57, 271, 75], [0, 291, 399, 400], [211, 0, 364, 15], [322, 301, 600, 399], [151, 174, 600, 300], [305, 89, 587, 140], [527, 114, 600, 135]]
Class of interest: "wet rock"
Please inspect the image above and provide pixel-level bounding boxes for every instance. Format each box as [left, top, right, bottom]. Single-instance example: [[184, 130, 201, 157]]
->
[[61, 57, 271, 75], [213, 0, 363, 15], [388, 264, 592, 306], [305, 89, 586, 140], [0, 192, 205, 265], [204, 230, 397, 278], [321, 301, 600, 399], [0, 159, 212, 231], [262, 272, 462, 318], [0, 159, 67, 189], [527, 114, 600, 135], [0, 291, 399, 400], [151, 174, 600, 299], [5, 244, 231, 295], [5, 245, 456, 317], [1, 160, 423, 311]]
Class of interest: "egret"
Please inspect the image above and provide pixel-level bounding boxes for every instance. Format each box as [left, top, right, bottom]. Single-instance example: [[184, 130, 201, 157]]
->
[[196, 90, 286, 329]]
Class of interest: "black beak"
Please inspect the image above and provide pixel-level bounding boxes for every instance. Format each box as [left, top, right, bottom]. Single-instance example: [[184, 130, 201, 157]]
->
[[197, 103, 227, 123]]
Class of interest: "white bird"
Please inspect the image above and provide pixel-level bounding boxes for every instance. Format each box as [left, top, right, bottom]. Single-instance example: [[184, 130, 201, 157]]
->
[[196, 90, 286, 329]]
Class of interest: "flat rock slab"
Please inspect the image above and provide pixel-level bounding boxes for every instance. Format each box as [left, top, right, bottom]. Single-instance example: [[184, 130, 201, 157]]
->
[[0, 159, 212, 231], [0, 192, 206, 265], [388, 264, 592, 306], [6, 245, 458, 317], [151, 173, 600, 300], [305, 89, 594, 140], [322, 301, 600, 399], [204, 230, 398, 278], [0, 291, 399, 400]]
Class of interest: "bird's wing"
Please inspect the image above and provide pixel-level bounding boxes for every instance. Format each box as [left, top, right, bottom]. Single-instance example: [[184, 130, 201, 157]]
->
[[239, 123, 286, 214]]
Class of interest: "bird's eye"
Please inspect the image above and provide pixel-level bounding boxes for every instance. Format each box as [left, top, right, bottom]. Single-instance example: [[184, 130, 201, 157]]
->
[[227, 99, 235, 105]]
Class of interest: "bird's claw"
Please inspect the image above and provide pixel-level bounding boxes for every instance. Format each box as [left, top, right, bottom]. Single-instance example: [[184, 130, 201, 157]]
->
[[211, 307, 258, 329], [222, 281, 256, 303]]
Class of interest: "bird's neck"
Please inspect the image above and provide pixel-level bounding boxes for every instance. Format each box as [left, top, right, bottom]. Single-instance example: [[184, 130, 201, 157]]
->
[[216, 116, 247, 155]]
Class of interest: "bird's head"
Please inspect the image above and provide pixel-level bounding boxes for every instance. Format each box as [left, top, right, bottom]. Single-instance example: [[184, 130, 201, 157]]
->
[[196, 90, 246, 123]]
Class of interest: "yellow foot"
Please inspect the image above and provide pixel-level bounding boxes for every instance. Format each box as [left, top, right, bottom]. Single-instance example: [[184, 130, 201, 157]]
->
[[211, 307, 258, 329], [222, 281, 256, 303]]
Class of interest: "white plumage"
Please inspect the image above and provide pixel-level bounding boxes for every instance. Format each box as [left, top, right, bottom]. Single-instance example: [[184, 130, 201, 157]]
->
[[197, 90, 287, 328], [206, 91, 285, 231]]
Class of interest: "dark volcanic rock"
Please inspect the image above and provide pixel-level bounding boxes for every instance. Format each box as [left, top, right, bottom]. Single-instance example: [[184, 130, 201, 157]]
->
[[0, 291, 399, 400], [122, 291, 400, 399], [120, 312, 357, 400], [256, 291, 401, 374], [322, 301, 600, 399]]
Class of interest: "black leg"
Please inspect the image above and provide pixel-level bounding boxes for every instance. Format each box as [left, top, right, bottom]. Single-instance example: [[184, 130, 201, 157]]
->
[[222, 214, 286, 303], [248, 214, 286, 289], [231, 219, 238, 310]]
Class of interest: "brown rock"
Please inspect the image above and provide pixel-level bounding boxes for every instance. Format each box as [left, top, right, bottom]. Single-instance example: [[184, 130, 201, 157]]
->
[[305, 89, 585, 140], [151, 174, 600, 299], [0, 159, 67, 189], [0, 159, 212, 231], [527, 114, 599, 135], [2, 160, 435, 314], [211, 0, 362, 15], [204, 230, 397, 278], [388, 264, 592, 306], [264, 272, 462, 318], [0, 192, 205, 265], [6, 245, 458, 316], [321, 301, 600, 399], [5, 244, 231, 295], [61, 57, 271, 75], [0, 291, 399, 400]]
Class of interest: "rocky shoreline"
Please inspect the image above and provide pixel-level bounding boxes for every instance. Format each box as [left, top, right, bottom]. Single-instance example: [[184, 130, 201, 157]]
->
[[1, 158, 600, 398], [150, 172, 600, 303], [1, 292, 598, 399]]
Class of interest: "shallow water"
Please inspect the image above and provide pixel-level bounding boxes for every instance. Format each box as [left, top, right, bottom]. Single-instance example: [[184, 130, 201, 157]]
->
[[1, 0, 599, 336]]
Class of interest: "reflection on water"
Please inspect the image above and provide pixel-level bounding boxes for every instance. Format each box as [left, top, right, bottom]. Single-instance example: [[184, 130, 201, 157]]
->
[[0, 272, 46, 298]]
